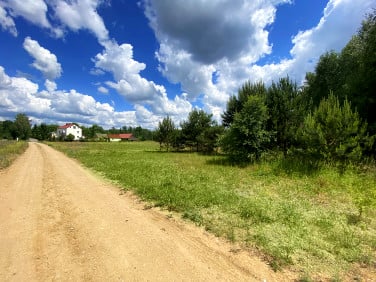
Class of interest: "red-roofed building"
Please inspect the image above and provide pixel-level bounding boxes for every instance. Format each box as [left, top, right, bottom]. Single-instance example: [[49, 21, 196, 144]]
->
[[56, 123, 82, 140], [108, 133, 137, 142]]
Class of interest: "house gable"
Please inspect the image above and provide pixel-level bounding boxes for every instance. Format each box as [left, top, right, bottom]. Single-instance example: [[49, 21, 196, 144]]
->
[[56, 123, 83, 140]]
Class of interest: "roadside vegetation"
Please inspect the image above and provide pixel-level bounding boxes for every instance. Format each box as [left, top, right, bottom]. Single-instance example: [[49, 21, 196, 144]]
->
[[0, 140, 28, 169], [49, 141, 376, 280]]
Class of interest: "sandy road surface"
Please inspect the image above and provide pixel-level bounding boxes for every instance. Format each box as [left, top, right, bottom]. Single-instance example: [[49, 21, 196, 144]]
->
[[0, 142, 293, 281]]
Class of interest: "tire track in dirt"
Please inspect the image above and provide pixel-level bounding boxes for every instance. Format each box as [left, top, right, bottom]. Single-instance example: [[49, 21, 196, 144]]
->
[[34, 144, 103, 281], [1, 142, 294, 281]]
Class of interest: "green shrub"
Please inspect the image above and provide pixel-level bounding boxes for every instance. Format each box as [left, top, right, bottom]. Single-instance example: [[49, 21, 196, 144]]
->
[[297, 93, 374, 167]]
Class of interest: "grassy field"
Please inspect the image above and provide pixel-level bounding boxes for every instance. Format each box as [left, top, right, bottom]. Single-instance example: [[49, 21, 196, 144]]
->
[[48, 141, 376, 280], [0, 140, 28, 169]]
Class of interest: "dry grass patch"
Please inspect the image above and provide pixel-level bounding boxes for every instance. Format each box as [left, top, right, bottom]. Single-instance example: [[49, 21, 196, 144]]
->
[[0, 140, 28, 169]]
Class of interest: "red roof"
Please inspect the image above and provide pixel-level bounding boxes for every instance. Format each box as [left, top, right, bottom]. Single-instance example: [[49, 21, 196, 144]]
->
[[108, 133, 133, 139], [58, 123, 77, 129]]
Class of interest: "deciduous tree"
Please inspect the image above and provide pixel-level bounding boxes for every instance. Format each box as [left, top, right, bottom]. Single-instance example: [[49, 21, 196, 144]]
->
[[13, 113, 31, 140], [0, 120, 14, 139], [220, 95, 270, 163], [181, 109, 215, 152], [222, 81, 267, 127]]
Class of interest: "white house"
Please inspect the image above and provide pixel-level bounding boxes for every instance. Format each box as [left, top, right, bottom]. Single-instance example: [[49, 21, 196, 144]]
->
[[56, 123, 83, 140]]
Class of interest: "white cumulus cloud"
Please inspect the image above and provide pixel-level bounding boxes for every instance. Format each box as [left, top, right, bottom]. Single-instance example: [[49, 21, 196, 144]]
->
[[93, 41, 194, 123], [0, 66, 49, 115], [97, 86, 109, 94], [246, 0, 376, 85], [94, 42, 146, 81], [144, 0, 282, 64], [0, 65, 163, 129], [1, 0, 109, 39], [2, 0, 50, 28], [142, 0, 291, 121], [45, 79, 57, 92], [23, 37, 62, 80], [0, 5, 17, 36], [52, 0, 109, 43]]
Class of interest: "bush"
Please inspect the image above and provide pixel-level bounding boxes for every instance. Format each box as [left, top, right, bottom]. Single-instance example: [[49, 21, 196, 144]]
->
[[297, 93, 374, 167], [65, 133, 75, 142], [220, 95, 271, 163]]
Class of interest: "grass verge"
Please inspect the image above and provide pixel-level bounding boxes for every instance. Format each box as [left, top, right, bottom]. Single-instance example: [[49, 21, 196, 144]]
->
[[0, 140, 28, 169], [48, 141, 376, 280]]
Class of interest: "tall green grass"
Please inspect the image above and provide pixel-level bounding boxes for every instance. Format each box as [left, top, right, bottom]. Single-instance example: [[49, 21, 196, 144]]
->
[[49, 141, 376, 280], [0, 140, 28, 169]]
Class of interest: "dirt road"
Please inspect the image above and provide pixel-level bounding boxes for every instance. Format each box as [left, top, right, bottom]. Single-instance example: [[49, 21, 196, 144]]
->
[[0, 142, 292, 281]]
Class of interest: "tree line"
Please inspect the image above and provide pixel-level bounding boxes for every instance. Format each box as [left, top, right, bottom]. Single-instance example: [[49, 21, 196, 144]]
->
[[0, 114, 34, 140], [155, 110, 223, 152], [0, 115, 154, 141], [81, 124, 154, 141]]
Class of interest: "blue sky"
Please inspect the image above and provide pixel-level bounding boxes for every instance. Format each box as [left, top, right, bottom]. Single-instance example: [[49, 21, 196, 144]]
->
[[0, 0, 374, 129]]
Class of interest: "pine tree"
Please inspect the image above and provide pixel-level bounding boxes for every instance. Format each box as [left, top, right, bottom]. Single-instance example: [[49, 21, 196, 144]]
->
[[298, 93, 373, 165], [155, 116, 175, 151]]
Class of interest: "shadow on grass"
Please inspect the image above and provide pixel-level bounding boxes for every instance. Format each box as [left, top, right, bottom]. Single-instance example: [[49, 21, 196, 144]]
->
[[206, 156, 250, 168], [146, 149, 225, 157], [206, 151, 323, 173], [145, 150, 197, 154], [272, 154, 322, 176]]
